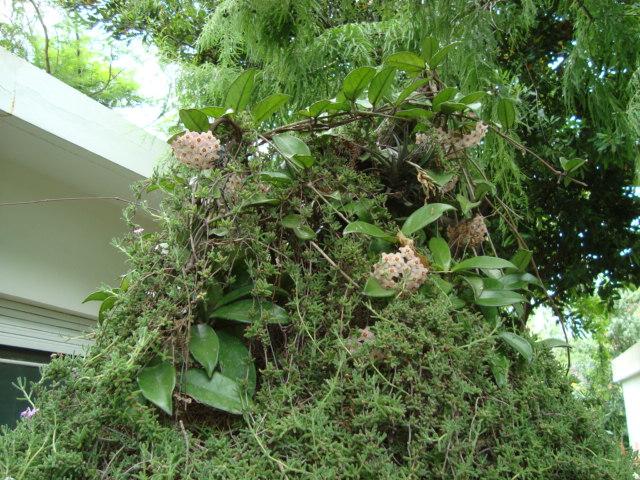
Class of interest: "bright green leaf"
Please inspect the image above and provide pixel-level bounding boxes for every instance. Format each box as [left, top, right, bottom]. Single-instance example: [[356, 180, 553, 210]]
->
[[216, 285, 253, 309], [272, 134, 314, 169], [344, 221, 397, 242], [497, 98, 516, 129], [499, 273, 540, 290], [184, 368, 246, 414], [385, 52, 426, 73], [463, 276, 485, 299], [508, 249, 533, 272], [368, 67, 396, 106], [432, 87, 458, 112], [476, 290, 526, 307], [294, 225, 316, 240], [342, 66, 376, 102], [224, 69, 256, 113], [297, 100, 333, 117], [98, 296, 117, 325], [428, 237, 451, 270], [210, 299, 289, 324], [456, 194, 482, 215], [491, 354, 510, 388], [252, 171, 292, 184], [452, 256, 517, 272], [138, 361, 176, 415], [438, 102, 469, 114], [179, 109, 210, 132], [243, 194, 280, 207], [459, 91, 489, 104], [498, 332, 533, 362], [395, 108, 435, 120], [537, 338, 571, 349], [363, 276, 396, 297], [420, 37, 439, 64], [189, 324, 220, 378], [251, 93, 290, 123], [217, 330, 257, 394], [428, 41, 462, 68], [401, 203, 455, 236], [82, 291, 115, 303], [395, 78, 430, 106], [281, 214, 303, 228], [199, 106, 228, 117]]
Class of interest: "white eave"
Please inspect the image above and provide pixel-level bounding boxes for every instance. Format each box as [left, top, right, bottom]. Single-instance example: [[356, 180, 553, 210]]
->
[[613, 341, 640, 383]]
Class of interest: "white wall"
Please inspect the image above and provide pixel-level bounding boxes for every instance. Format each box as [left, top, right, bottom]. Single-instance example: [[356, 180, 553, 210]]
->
[[613, 341, 640, 452]]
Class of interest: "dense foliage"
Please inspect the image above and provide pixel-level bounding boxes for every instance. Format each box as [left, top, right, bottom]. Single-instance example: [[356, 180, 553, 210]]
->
[[1, 48, 638, 477]]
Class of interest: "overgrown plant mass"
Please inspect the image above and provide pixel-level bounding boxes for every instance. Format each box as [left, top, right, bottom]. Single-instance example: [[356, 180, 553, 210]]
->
[[1, 36, 638, 479]]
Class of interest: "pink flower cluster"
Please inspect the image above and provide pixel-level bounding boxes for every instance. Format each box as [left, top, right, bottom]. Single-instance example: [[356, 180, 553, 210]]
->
[[416, 121, 488, 152], [20, 407, 38, 419], [171, 131, 221, 170], [372, 246, 429, 292]]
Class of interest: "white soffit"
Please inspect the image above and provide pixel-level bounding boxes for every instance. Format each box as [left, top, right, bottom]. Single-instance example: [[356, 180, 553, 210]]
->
[[0, 47, 170, 198], [613, 341, 640, 383]]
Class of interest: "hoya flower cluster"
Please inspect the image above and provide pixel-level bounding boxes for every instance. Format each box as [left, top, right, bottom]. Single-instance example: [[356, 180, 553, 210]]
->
[[171, 131, 221, 170], [372, 246, 429, 292], [447, 214, 489, 250]]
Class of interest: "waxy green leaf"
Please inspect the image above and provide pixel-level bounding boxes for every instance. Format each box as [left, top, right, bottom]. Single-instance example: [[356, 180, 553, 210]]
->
[[475, 290, 526, 307], [138, 361, 176, 415], [342, 66, 376, 102], [224, 69, 256, 113], [216, 330, 257, 395], [179, 109, 210, 132], [385, 52, 426, 73], [428, 237, 451, 270], [497, 98, 516, 129], [184, 369, 246, 414], [210, 299, 289, 324], [401, 203, 455, 236], [363, 276, 396, 298], [428, 41, 462, 68], [344, 221, 397, 242], [498, 332, 533, 362], [394, 78, 430, 106], [251, 93, 290, 123], [189, 324, 220, 378], [432, 87, 458, 112], [452, 256, 517, 272], [272, 134, 314, 169], [368, 67, 396, 106]]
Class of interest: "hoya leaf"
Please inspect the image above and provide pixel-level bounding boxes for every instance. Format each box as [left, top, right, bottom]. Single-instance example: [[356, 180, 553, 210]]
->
[[252, 171, 292, 184], [385, 52, 426, 73], [98, 296, 117, 325], [342, 66, 376, 102], [243, 194, 280, 207], [499, 273, 540, 290], [199, 106, 227, 117], [508, 249, 533, 272], [463, 275, 485, 300], [251, 93, 290, 124], [363, 276, 396, 298], [401, 203, 455, 236], [537, 338, 571, 349], [297, 100, 333, 117], [394, 78, 430, 106], [428, 236, 451, 271], [138, 361, 176, 415], [82, 291, 115, 303], [210, 299, 289, 324], [224, 69, 256, 113], [368, 67, 396, 106], [184, 368, 246, 414], [420, 37, 439, 64], [459, 91, 489, 104], [424, 169, 455, 186], [216, 330, 257, 395], [343, 221, 397, 242], [475, 290, 526, 307], [215, 285, 254, 310], [428, 41, 462, 68], [211, 227, 229, 237], [491, 354, 510, 388], [498, 332, 533, 363], [272, 134, 314, 169], [497, 98, 516, 129], [452, 256, 517, 272], [189, 324, 220, 378], [281, 214, 304, 228], [432, 87, 458, 112], [294, 225, 316, 240], [456, 194, 482, 215], [437, 102, 469, 114], [395, 108, 435, 120], [179, 109, 210, 132]]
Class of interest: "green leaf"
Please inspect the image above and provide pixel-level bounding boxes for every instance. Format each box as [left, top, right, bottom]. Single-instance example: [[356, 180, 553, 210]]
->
[[138, 361, 176, 415], [437, 102, 469, 114], [537, 338, 571, 349], [385, 52, 426, 73], [343, 221, 397, 242], [498, 332, 533, 362], [491, 354, 510, 388], [463, 276, 485, 299], [560, 157, 586, 172], [456, 194, 482, 215], [401, 203, 455, 236], [199, 106, 228, 117], [252, 171, 292, 184], [272, 134, 314, 169], [508, 249, 532, 272], [184, 368, 246, 414], [459, 91, 489, 104], [428, 237, 451, 270], [368, 67, 396, 106], [475, 290, 526, 307], [363, 276, 396, 298], [342, 66, 376, 102], [211, 227, 229, 237], [251, 93, 290, 123], [216, 330, 257, 395], [189, 324, 220, 378], [293, 226, 316, 240], [424, 169, 455, 186], [499, 273, 540, 290], [420, 37, 439, 64], [82, 291, 115, 303], [281, 214, 303, 228], [98, 296, 117, 325], [394, 78, 430, 106], [452, 256, 517, 272], [497, 98, 516, 129], [428, 41, 462, 68], [297, 100, 333, 117], [215, 285, 254, 309], [179, 109, 210, 132], [432, 87, 458, 112], [474, 180, 496, 199], [210, 299, 289, 324], [243, 194, 280, 207], [224, 69, 256, 113], [395, 108, 435, 120]]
